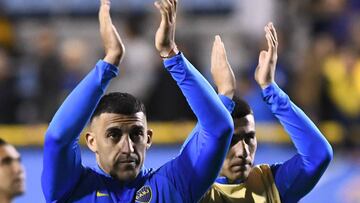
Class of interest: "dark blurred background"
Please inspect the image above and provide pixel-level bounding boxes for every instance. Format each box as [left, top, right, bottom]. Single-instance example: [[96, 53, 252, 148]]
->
[[0, 0, 359, 202]]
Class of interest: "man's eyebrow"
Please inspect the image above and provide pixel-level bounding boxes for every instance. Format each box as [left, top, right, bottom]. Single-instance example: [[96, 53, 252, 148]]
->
[[131, 125, 145, 130], [0, 156, 19, 163], [244, 131, 255, 137], [105, 126, 122, 132]]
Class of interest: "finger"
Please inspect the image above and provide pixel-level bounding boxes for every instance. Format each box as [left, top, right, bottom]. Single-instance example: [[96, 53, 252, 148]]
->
[[212, 35, 220, 60], [99, 1, 112, 32], [267, 25, 277, 50], [265, 28, 275, 52], [100, 0, 110, 6], [161, 0, 173, 23], [112, 25, 123, 44], [211, 35, 221, 66], [173, 0, 178, 13], [168, 0, 176, 17], [265, 26, 276, 48], [265, 33, 273, 54], [269, 22, 278, 42], [154, 1, 169, 24], [220, 41, 229, 61]]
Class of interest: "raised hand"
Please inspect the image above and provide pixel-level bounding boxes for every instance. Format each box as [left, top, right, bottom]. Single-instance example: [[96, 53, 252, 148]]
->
[[255, 22, 278, 89], [154, 0, 179, 58], [211, 35, 236, 99], [99, 0, 125, 66]]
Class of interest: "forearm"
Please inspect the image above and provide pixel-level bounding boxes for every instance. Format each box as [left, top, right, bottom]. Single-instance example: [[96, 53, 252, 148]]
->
[[45, 60, 118, 144], [264, 83, 333, 201], [164, 53, 234, 138], [42, 60, 118, 201], [180, 94, 235, 153], [263, 83, 333, 164], [164, 54, 234, 202]]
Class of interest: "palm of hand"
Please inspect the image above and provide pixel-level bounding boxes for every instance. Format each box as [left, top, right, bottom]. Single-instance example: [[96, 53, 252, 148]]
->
[[255, 23, 278, 89]]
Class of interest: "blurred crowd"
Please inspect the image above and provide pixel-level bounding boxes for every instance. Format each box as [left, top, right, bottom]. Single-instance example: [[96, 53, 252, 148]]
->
[[0, 0, 359, 146]]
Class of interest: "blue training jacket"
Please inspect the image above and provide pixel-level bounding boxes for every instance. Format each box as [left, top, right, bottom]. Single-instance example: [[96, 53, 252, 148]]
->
[[41, 53, 234, 203]]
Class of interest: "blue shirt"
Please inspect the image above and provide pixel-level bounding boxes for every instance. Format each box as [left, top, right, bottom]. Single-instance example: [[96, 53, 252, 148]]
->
[[41, 53, 234, 203], [182, 82, 333, 203]]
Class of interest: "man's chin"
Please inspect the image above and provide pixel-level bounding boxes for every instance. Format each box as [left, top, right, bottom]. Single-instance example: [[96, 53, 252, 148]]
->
[[10, 188, 25, 198], [231, 170, 251, 182], [112, 169, 139, 182]]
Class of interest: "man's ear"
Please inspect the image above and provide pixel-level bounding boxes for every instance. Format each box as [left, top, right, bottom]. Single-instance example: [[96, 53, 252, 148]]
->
[[85, 131, 97, 153], [146, 129, 153, 150]]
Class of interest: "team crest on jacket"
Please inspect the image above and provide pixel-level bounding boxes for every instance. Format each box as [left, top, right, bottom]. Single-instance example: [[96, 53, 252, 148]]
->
[[135, 185, 152, 203]]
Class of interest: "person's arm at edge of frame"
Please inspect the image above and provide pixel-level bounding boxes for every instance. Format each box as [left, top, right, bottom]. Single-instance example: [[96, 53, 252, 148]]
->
[[180, 35, 236, 153], [154, 0, 234, 202], [41, 0, 125, 201], [255, 23, 333, 203]]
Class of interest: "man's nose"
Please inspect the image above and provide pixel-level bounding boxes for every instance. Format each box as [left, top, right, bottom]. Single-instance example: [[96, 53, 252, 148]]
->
[[235, 140, 249, 158], [13, 160, 24, 175], [119, 134, 134, 154]]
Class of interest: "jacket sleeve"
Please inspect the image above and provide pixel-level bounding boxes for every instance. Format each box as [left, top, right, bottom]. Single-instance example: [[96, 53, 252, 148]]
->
[[41, 60, 118, 202], [158, 53, 234, 203], [264, 83, 333, 203]]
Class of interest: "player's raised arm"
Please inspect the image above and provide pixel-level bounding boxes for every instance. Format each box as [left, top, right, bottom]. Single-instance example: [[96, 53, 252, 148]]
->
[[256, 23, 333, 202], [211, 35, 236, 100], [99, 0, 125, 65], [255, 23, 278, 90], [180, 36, 236, 152], [154, 0, 179, 58], [41, 0, 123, 201], [154, 1, 234, 202]]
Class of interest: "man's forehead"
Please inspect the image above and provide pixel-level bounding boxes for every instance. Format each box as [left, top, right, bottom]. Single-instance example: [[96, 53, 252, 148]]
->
[[234, 114, 255, 127], [92, 112, 147, 127], [0, 145, 20, 159], [233, 114, 255, 133]]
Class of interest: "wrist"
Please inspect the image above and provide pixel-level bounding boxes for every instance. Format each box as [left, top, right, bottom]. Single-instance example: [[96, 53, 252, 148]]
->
[[259, 82, 272, 90], [159, 45, 179, 59], [218, 88, 235, 99], [104, 52, 122, 66]]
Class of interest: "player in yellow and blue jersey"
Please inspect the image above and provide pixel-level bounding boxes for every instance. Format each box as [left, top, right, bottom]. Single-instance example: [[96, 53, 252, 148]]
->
[[41, 0, 234, 202], [182, 23, 333, 203]]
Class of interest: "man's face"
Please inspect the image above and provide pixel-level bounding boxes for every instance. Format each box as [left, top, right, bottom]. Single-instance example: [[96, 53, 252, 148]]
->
[[220, 114, 257, 182], [87, 112, 152, 182], [0, 145, 25, 198]]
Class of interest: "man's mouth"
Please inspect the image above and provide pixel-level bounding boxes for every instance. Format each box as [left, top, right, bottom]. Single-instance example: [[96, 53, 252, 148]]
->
[[12, 177, 25, 187], [231, 164, 249, 172], [117, 158, 138, 167], [120, 159, 136, 163]]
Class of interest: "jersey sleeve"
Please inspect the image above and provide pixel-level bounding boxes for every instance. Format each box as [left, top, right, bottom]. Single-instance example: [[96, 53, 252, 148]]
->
[[180, 94, 235, 153], [41, 60, 118, 202], [264, 83, 333, 202], [158, 53, 234, 203]]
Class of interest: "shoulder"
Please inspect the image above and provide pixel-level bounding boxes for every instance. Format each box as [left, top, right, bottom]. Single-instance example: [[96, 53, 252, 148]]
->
[[247, 164, 275, 185]]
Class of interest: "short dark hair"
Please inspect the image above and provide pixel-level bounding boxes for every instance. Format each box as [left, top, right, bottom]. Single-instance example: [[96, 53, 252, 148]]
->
[[231, 96, 253, 119], [90, 92, 146, 122], [0, 138, 7, 146]]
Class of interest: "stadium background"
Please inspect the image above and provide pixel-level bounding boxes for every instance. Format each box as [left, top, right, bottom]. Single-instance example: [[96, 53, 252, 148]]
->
[[0, 0, 359, 202]]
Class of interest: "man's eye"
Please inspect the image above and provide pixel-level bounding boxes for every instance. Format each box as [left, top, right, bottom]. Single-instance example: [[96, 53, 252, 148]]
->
[[137, 130, 144, 136], [132, 128, 144, 136], [107, 132, 121, 139], [1, 158, 12, 165], [130, 129, 144, 142]]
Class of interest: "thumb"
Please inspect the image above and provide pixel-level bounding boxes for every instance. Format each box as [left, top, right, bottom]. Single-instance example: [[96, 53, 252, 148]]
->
[[154, 1, 168, 24], [258, 50, 267, 65]]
